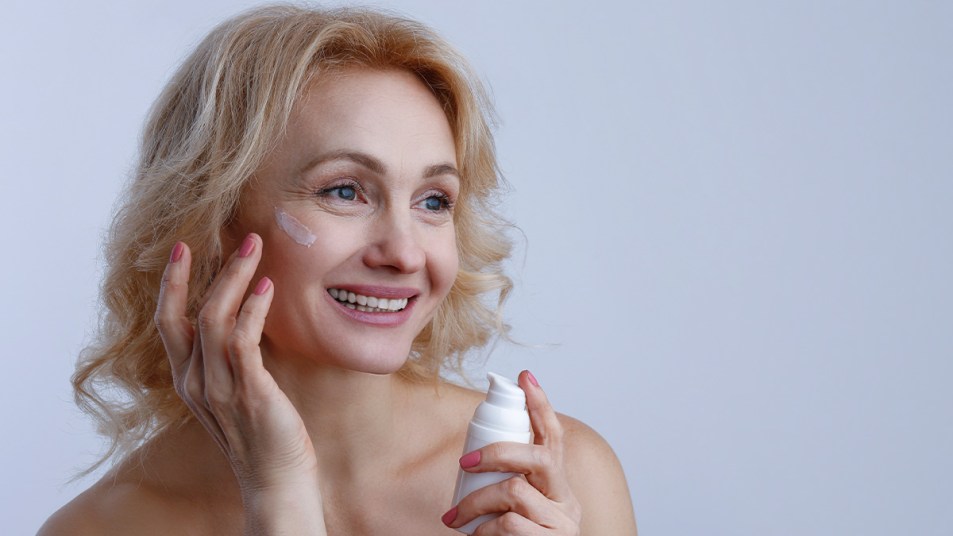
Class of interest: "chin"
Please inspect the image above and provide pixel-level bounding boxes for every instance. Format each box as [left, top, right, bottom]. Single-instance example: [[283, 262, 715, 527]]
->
[[275, 338, 414, 375], [332, 345, 411, 375], [352, 359, 408, 376]]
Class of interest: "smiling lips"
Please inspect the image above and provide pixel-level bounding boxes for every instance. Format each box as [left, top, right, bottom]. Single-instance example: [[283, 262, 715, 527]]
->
[[328, 288, 411, 313]]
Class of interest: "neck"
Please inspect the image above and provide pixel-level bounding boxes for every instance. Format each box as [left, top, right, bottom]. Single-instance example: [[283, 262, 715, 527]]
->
[[261, 353, 416, 482]]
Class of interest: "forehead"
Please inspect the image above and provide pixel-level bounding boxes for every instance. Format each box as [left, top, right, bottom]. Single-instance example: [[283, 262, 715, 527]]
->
[[284, 68, 457, 162]]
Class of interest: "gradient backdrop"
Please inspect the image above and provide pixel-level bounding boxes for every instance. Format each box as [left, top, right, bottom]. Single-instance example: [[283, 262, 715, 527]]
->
[[2, 1, 951, 534]]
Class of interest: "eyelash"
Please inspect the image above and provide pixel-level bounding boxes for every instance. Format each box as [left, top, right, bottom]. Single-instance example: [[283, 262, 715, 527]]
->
[[314, 179, 363, 201], [313, 179, 454, 213]]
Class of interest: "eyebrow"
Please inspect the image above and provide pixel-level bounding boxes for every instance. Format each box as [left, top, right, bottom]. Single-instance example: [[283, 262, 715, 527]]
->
[[300, 149, 460, 181], [423, 163, 461, 181]]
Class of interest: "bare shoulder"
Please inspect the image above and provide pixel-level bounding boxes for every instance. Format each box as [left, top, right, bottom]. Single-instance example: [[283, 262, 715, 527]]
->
[[37, 484, 111, 536], [38, 425, 239, 536], [558, 413, 622, 468], [414, 378, 485, 423], [434, 378, 485, 406], [37, 476, 185, 536], [557, 414, 639, 535]]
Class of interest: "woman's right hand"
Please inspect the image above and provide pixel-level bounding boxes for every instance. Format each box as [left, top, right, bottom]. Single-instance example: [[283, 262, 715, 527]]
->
[[154, 233, 326, 535]]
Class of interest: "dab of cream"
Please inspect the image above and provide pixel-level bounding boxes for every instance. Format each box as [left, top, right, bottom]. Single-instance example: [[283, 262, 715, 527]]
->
[[274, 207, 317, 247]]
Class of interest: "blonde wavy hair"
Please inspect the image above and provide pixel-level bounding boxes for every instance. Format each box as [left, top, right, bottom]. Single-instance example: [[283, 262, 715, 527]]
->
[[73, 4, 512, 473]]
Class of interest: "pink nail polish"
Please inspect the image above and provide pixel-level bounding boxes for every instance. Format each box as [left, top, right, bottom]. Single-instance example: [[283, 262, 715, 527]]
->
[[239, 235, 255, 257], [441, 506, 458, 526], [527, 370, 540, 387], [254, 277, 272, 295], [170, 242, 184, 263], [459, 450, 481, 469]]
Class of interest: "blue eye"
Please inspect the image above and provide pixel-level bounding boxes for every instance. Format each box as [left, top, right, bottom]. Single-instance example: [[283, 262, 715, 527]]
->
[[423, 194, 452, 212], [316, 182, 361, 202], [333, 185, 357, 201]]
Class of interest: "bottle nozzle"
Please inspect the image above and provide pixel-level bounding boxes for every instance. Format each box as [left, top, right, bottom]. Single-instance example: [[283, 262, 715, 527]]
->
[[486, 372, 526, 410]]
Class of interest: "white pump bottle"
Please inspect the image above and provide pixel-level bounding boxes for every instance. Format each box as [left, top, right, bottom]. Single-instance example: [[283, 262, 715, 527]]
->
[[451, 372, 532, 534]]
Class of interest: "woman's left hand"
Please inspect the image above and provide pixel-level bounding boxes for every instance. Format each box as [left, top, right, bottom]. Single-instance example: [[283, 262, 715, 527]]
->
[[442, 370, 583, 535]]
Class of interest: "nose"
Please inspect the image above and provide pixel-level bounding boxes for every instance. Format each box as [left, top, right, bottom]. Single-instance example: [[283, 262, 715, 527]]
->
[[362, 211, 426, 274]]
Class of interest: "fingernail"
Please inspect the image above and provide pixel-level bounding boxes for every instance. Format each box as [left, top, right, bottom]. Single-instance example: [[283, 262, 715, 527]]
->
[[239, 235, 255, 258], [254, 277, 272, 295], [441, 506, 458, 526], [170, 242, 184, 263], [527, 370, 540, 387], [459, 450, 481, 469]]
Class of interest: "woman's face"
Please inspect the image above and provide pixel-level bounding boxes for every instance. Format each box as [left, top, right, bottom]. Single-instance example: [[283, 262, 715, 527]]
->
[[231, 68, 460, 373]]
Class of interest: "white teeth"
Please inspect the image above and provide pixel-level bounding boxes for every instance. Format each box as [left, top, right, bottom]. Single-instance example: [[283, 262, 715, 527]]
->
[[328, 289, 409, 312]]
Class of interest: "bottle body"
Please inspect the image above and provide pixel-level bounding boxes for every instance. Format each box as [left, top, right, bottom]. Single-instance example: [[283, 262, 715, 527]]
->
[[451, 373, 531, 534]]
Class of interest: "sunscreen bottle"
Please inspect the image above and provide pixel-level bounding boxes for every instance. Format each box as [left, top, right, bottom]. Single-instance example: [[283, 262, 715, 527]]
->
[[451, 372, 532, 534]]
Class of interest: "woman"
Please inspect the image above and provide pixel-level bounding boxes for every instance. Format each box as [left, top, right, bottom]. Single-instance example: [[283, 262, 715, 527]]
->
[[40, 5, 636, 535]]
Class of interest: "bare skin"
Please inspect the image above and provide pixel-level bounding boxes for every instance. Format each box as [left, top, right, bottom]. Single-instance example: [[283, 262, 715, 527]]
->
[[39, 69, 637, 535], [40, 380, 634, 535]]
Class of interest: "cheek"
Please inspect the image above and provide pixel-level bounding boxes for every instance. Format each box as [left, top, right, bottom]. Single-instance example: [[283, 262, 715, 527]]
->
[[282, 230, 355, 280], [431, 232, 460, 295], [258, 216, 355, 286], [273, 205, 362, 250], [274, 208, 317, 247]]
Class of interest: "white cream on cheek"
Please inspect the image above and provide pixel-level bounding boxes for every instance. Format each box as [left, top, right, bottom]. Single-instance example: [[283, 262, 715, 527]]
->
[[274, 207, 317, 247]]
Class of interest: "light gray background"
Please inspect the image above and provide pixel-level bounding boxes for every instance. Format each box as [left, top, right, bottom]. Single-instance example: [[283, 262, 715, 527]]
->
[[2, 1, 951, 534]]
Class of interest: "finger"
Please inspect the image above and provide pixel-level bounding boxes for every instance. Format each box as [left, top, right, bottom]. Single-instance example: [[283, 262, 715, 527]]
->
[[520, 370, 575, 501], [472, 512, 546, 536], [459, 442, 567, 501], [197, 233, 263, 388], [182, 329, 229, 451], [444, 476, 562, 532], [197, 232, 263, 308], [519, 370, 564, 452], [155, 241, 195, 377], [184, 329, 208, 411], [228, 276, 273, 379]]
